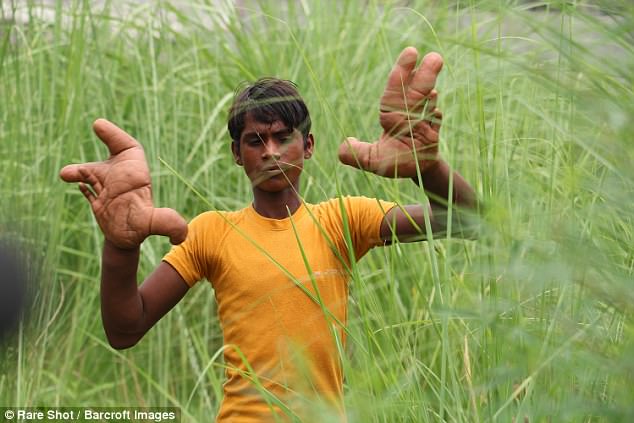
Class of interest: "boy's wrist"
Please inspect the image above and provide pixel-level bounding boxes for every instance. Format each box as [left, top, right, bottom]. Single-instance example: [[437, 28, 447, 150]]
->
[[104, 238, 141, 254], [411, 158, 444, 186]]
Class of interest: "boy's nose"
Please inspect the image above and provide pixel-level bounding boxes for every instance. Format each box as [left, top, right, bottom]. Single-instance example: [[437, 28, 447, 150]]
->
[[262, 140, 281, 160]]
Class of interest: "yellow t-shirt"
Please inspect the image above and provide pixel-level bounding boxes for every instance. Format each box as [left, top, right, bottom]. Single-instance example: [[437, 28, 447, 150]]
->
[[163, 196, 396, 422]]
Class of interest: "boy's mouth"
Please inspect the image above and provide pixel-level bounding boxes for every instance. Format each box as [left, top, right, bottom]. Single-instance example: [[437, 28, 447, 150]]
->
[[255, 161, 301, 181], [259, 166, 285, 176], [260, 161, 293, 172], [254, 166, 287, 183]]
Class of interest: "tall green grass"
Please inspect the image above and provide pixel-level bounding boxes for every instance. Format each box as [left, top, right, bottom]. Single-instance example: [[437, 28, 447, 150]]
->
[[1, 0, 633, 421]]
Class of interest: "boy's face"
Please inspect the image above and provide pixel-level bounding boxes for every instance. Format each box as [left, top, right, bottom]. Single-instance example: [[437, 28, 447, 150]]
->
[[232, 113, 314, 192]]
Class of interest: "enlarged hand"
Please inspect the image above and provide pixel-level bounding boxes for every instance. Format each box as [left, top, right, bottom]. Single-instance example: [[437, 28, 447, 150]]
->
[[338, 47, 443, 178], [60, 119, 187, 249]]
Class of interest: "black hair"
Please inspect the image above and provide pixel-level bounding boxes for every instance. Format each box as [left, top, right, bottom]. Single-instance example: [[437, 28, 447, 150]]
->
[[227, 78, 311, 151]]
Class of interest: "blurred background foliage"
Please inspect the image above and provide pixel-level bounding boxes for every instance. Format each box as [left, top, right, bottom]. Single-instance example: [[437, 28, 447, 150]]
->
[[0, 0, 632, 421]]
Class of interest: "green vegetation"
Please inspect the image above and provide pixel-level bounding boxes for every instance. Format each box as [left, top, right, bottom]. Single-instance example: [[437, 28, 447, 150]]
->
[[1, 0, 633, 421]]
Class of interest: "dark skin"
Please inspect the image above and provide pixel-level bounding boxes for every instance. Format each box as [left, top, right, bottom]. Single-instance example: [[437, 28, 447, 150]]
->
[[59, 47, 476, 349], [231, 114, 315, 219]]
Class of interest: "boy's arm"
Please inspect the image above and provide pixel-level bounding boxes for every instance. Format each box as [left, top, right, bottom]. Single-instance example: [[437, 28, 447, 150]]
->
[[380, 160, 477, 242], [100, 242, 188, 349], [338, 47, 477, 241], [60, 119, 190, 348]]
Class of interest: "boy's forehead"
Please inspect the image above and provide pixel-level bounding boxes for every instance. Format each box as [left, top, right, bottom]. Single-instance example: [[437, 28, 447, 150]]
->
[[241, 114, 291, 137]]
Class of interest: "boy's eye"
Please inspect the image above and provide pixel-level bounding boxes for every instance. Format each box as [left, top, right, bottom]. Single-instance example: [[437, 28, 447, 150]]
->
[[278, 131, 296, 143]]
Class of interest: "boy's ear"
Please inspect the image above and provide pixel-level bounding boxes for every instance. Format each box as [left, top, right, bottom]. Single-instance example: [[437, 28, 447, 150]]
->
[[304, 134, 315, 159], [231, 141, 243, 165]]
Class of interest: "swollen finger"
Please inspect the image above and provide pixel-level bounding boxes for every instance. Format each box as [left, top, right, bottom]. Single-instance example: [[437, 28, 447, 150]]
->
[[92, 118, 141, 156], [427, 90, 438, 110], [380, 111, 413, 136], [59, 162, 100, 183], [381, 47, 419, 111], [415, 120, 440, 145], [78, 183, 96, 204], [78, 167, 103, 195], [150, 208, 188, 245], [414, 89, 438, 118], [337, 137, 374, 172], [430, 108, 442, 132], [409, 52, 443, 97]]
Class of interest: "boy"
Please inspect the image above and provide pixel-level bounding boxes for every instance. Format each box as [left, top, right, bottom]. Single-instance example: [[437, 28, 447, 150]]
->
[[60, 47, 476, 422]]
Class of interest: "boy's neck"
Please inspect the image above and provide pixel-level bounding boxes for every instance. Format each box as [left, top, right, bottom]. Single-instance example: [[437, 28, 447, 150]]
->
[[251, 185, 302, 219]]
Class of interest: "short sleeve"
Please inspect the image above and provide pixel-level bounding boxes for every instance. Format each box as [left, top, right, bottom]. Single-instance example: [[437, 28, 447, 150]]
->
[[162, 212, 214, 287], [341, 196, 397, 260]]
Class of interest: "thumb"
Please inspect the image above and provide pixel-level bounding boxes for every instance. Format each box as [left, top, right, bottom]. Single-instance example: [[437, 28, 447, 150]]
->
[[150, 208, 188, 245], [337, 137, 374, 172], [92, 118, 141, 156], [59, 162, 100, 183]]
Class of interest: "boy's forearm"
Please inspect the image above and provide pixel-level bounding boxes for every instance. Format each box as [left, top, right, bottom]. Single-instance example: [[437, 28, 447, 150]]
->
[[413, 159, 478, 239], [413, 159, 476, 209], [100, 240, 146, 348]]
